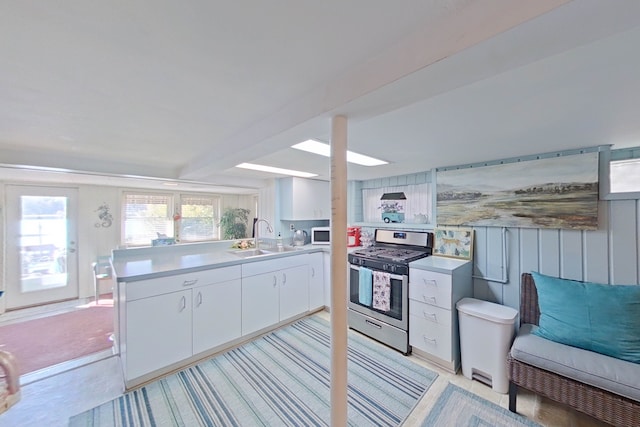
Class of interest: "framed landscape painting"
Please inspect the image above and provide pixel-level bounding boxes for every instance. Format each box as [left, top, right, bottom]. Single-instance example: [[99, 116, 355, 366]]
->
[[436, 152, 599, 230]]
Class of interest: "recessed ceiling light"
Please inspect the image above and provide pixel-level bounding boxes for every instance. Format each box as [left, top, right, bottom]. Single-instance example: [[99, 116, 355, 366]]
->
[[236, 163, 318, 178], [291, 139, 388, 166]]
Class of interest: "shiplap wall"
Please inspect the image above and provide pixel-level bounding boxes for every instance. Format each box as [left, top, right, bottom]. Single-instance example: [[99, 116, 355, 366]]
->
[[350, 159, 640, 312], [473, 198, 640, 310]]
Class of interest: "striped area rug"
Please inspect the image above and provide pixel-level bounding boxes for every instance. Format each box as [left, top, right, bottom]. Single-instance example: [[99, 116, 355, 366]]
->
[[70, 315, 437, 426], [420, 383, 541, 427]]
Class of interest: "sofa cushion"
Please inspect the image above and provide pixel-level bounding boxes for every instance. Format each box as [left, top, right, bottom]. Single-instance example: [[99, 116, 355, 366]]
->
[[511, 324, 640, 402], [531, 271, 640, 363]]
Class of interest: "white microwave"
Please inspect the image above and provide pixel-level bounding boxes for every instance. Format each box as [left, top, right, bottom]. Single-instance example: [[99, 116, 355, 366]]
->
[[311, 227, 331, 245]]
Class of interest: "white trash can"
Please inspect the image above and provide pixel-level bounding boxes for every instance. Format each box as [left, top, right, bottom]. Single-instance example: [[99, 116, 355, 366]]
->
[[456, 297, 518, 394]]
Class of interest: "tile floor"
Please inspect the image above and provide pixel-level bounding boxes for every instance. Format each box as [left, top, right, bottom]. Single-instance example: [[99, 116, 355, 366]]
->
[[0, 309, 610, 427]]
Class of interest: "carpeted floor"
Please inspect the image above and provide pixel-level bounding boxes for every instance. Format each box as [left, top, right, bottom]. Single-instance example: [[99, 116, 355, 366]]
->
[[70, 315, 438, 427], [420, 383, 541, 427], [0, 301, 114, 374]]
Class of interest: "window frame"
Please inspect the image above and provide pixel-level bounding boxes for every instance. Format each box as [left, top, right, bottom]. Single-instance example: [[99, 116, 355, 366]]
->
[[599, 147, 640, 200], [121, 191, 175, 247], [177, 193, 221, 243]]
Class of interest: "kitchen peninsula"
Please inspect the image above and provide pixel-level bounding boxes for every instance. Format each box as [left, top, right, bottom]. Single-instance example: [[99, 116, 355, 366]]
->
[[111, 241, 326, 389]]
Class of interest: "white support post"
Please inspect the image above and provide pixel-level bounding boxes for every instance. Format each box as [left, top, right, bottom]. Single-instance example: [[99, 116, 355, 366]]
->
[[330, 115, 348, 427]]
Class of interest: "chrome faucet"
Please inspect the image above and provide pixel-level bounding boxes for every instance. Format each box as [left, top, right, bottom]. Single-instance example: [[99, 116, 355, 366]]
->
[[254, 219, 273, 250]]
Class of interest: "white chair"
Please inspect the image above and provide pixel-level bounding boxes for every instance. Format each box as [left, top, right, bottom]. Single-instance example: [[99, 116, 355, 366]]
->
[[92, 256, 112, 304]]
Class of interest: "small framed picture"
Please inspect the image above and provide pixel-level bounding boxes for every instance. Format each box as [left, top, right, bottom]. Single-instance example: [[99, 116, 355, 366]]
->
[[433, 228, 474, 260]]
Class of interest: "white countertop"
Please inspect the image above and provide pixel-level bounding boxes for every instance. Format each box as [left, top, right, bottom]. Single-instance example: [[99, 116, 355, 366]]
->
[[410, 255, 471, 273], [112, 242, 327, 282]]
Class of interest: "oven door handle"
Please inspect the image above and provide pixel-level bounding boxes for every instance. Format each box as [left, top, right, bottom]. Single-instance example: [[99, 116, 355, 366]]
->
[[349, 264, 405, 281]]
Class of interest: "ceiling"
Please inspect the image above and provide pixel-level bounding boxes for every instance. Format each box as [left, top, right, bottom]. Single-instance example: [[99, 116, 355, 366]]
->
[[1, 1, 640, 192]]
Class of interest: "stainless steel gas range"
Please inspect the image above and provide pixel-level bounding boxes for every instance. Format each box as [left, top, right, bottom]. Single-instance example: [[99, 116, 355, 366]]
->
[[347, 229, 433, 355]]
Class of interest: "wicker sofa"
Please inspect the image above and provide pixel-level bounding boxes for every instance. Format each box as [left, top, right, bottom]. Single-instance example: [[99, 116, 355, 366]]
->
[[507, 273, 640, 427]]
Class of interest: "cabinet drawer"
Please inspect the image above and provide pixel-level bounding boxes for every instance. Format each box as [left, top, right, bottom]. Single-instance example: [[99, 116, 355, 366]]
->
[[127, 265, 240, 301], [409, 313, 453, 362], [409, 300, 452, 328], [409, 271, 452, 309], [241, 254, 307, 277]]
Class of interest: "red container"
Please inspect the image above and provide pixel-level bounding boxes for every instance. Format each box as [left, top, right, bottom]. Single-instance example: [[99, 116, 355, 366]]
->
[[347, 226, 361, 247]]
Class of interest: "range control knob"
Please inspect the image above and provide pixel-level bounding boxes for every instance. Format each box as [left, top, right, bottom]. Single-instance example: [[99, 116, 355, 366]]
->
[[383, 263, 396, 273]]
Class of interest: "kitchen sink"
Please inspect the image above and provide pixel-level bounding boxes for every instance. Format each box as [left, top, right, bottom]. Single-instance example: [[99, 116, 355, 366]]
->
[[262, 245, 299, 253], [228, 249, 273, 258], [229, 245, 300, 259]]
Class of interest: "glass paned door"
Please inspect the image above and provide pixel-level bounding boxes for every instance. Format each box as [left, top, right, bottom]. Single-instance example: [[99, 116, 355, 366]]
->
[[5, 185, 79, 309]]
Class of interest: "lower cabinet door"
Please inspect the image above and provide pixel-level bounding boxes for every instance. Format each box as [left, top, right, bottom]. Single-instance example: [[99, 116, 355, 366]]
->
[[125, 289, 192, 380], [242, 272, 279, 336], [308, 253, 324, 310], [279, 265, 309, 320], [193, 279, 241, 354]]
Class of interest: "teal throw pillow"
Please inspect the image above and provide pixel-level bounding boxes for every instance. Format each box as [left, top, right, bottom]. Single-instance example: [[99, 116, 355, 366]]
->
[[531, 271, 640, 364]]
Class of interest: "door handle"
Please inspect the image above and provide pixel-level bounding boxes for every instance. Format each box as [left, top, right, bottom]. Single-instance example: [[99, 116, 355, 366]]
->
[[423, 311, 437, 322], [311, 267, 315, 277], [196, 291, 202, 307], [179, 296, 187, 312], [422, 295, 437, 304], [422, 336, 437, 345], [365, 320, 382, 329], [282, 273, 287, 285]]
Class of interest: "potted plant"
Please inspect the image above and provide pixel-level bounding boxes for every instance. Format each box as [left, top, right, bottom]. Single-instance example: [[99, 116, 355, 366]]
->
[[219, 208, 251, 240]]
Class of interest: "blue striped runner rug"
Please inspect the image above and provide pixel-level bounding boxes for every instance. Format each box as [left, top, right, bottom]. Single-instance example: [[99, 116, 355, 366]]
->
[[70, 315, 437, 426]]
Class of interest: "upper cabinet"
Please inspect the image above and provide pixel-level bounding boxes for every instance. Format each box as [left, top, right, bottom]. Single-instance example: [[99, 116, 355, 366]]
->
[[280, 177, 330, 220]]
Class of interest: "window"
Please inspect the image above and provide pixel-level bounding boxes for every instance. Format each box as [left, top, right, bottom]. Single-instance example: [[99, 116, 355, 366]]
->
[[601, 146, 640, 200], [179, 195, 220, 242], [610, 158, 640, 193], [123, 193, 173, 246]]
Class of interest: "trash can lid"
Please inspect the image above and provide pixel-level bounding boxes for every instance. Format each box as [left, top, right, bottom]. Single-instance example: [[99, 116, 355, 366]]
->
[[456, 297, 518, 324]]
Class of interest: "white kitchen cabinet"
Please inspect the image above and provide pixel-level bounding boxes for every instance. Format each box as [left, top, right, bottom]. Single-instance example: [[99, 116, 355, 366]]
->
[[280, 177, 330, 220], [241, 255, 310, 336], [192, 278, 242, 355], [280, 265, 309, 320], [308, 252, 324, 310], [125, 289, 192, 381], [242, 272, 280, 336], [408, 257, 472, 373], [323, 252, 331, 308], [121, 265, 241, 384]]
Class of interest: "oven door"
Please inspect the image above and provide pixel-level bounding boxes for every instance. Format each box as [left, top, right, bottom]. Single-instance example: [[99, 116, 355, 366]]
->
[[347, 264, 408, 330]]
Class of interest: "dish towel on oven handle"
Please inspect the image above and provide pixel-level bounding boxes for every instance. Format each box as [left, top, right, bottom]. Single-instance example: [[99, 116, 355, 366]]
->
[[358, 267, 373, 306], [373, 271, 391, 312]]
